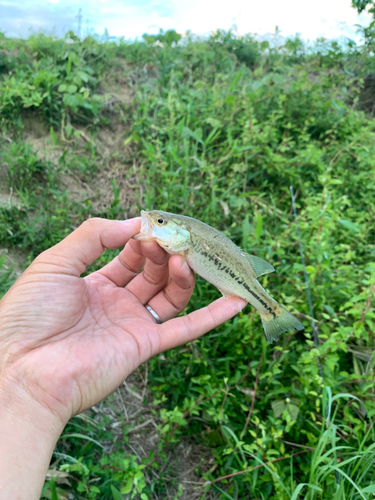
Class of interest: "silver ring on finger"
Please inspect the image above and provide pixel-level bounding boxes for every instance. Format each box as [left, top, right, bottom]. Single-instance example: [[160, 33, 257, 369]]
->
[[145, 304, 162, 324]]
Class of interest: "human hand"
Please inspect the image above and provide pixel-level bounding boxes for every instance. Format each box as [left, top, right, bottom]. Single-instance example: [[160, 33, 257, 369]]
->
[[0, 217, 246, 426], [0, 217, 247, 499]]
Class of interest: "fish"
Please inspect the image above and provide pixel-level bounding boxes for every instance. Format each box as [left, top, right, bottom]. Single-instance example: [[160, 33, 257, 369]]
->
[[134, 210, 304, 343]]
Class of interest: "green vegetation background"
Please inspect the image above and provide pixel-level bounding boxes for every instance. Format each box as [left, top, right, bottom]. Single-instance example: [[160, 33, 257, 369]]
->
[[0, 24, 374, 500]]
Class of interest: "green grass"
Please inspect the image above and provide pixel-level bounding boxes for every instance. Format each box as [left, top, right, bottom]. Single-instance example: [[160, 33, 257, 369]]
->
[[1, 28, 375, 499]]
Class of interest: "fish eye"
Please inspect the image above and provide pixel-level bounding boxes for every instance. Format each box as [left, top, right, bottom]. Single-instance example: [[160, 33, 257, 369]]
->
[[157, 218, 164, 224]]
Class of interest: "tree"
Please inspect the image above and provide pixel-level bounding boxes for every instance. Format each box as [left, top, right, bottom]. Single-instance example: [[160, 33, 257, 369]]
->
[[352, 0, 375, 14]]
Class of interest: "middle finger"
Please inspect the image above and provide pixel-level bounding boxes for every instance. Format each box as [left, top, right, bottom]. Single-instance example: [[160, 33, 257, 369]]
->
[[126, 240, 170, 304]]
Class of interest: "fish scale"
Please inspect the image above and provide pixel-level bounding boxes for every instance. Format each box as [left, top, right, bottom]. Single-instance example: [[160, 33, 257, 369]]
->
[[188, 231, 277, 319], [134, 210, 304, 343]]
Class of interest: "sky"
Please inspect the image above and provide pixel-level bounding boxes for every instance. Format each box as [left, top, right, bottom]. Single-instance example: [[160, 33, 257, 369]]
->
[[0, 0, 372, 42]]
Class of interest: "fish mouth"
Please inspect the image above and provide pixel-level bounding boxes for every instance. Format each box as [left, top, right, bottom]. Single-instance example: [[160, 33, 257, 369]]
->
[[140, 210, 154, 236], [133, 210, 154, 241], [133, 210, 156, 241]]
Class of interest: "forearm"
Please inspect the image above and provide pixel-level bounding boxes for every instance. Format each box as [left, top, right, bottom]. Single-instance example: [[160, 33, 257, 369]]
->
[[0, 379, 65, 500]]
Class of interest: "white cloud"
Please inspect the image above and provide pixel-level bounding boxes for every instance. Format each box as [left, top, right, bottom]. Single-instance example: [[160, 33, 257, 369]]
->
[[0, 0, 371, 41], [170, 0, 370, 40], [85, 0, 371, 41]]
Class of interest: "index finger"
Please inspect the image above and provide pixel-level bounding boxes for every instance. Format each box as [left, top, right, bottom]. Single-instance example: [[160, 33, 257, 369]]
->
[[32, 218, 141, 277]]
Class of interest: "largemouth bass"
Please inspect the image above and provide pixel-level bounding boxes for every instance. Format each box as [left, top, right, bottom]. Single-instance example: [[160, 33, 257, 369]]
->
[[134, 210, 304, 343]]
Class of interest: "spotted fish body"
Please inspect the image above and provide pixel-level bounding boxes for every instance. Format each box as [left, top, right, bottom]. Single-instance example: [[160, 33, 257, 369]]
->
[[134, 210, 304, 342]]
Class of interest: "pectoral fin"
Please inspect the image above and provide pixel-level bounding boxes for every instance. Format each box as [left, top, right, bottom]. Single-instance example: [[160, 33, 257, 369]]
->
[[245, 253, 275, 278]]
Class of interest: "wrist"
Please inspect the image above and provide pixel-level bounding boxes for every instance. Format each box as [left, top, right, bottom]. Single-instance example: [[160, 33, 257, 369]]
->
[[0, 374, 66, 500]]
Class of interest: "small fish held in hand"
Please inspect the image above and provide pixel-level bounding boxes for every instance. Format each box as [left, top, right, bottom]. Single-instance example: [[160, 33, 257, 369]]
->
[[134, 210, 304, 343]]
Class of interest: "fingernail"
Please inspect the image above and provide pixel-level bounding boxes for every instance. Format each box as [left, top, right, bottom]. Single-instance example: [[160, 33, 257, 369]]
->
[[120, 217, 141, 224], [181, 260, 191, 274]]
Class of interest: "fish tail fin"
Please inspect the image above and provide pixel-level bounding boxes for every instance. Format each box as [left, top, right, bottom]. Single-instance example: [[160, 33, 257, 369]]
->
[[261, 306, 304, 343]]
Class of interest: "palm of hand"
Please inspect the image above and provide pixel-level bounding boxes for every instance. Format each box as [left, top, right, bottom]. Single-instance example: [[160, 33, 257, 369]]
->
[[0, 219, 195, 423], [0, 218, 244, 425], [8, 275, 159, 421]]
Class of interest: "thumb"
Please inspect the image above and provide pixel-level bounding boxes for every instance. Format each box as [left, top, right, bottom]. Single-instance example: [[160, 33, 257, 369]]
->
[[31, 218, 141, 277]]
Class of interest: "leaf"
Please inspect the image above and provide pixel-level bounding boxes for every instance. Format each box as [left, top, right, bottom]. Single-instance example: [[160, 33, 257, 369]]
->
[[182, 126, 204, 145], [353, 354, 362, 375], [288, 404, 300, 421], [50, 127, 58, 145], [230, 69, 243, 90], [191, 374, 211, 384], [82, 101, 93, 110], [324, 304, 335, 316], [225, 95, 235, 106], [254, 213, 263, 240], [271, 400, 286, 418], [67, 84, 78, 94], [242, 214, 250, 248], [63, 94, 80, 109], [111, 485, 124, 500], [212, 484, 236, 500], [124, 135, 134, 146], [60, 432, 103, 448], [290, 483, 322, 500], [78, 71, 89, 82], [338, 218, 360, 232], [205, 117, 221, 128], [121, 476, 134, 494], [51, 480, 58, 500], [221, 425, 240, 445], [326, 465, 367, 500], [331, 392, 362, 403]]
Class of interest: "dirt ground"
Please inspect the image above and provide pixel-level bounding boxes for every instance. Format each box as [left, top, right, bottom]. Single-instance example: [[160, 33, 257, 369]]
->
[[95, 369, 220, 500]]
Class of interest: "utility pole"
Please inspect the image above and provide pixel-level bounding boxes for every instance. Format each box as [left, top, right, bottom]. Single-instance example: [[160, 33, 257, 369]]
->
[[76, 8, 82, 39]]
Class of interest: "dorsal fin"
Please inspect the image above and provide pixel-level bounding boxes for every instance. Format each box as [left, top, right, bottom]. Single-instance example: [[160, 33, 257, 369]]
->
[[245, 253, 275, 278]]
